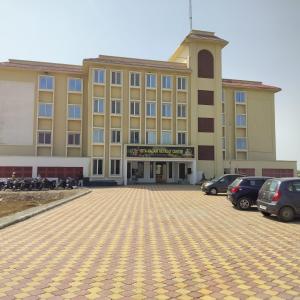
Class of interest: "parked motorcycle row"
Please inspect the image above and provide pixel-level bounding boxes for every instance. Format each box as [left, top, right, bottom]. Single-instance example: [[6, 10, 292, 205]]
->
[[0, 177, 79, 191]]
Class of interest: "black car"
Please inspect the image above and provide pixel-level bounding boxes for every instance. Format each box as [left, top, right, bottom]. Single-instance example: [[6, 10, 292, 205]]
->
[[202, 174, 243, 195], [227, 176, 272, 210], [257, 178, 300, 222]]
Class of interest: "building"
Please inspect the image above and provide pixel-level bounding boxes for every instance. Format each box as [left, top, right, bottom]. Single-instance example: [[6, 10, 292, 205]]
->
[[0, 30, 296, 184]]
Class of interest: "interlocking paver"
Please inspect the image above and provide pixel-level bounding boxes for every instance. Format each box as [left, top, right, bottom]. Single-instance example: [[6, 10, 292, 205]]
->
[[1, 185, 300, 299]]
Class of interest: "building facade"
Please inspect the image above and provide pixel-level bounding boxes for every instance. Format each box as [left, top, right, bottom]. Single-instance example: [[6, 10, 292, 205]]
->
[[0, 30, 296, 184]]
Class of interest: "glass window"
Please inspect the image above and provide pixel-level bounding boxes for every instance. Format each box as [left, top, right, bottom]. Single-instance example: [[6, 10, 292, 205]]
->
[[236, 137, 247, 150], [68, 78, 82, 92], [162, 75, 172, 89], [38, 131, 51, 144], [130, 130, 140, 144], [177, 104, 186, 117], [236, 115, 246, 127], [68, 104, 81, 119], [146, 102, 156, 117], [93, 159, 103, 175], [94, 69, 105, 84], [38, 103, 52, 118], [150, 162, 154, 179], [130, 72, 140, 87], [146, 74, 156, 88], [222, 137, 225, 150], [93, 128, 104, 144], [162, 103, 171, 117], [177, 132, 186, 145], [146, 131, 156, 144], [111, 130, 121, 143], [111, 100, 121, 114], [169, 162, 173, 179], [130, 101, 140, 115], [39, 76, 54, 90], [68, 133, 80, 145], [93, 98, 104, 113], [111, 71, 122, 85], [177, 77, 187, 90], [161, 131, 172, 145], [222, 113, 225, 126], [111, 159, 121, 175], [235, 91, 246, 103]]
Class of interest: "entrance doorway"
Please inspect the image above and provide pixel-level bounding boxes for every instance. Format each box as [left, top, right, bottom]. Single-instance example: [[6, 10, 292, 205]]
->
[[179, 163, 186, 180], [155, 162, 167, 183]]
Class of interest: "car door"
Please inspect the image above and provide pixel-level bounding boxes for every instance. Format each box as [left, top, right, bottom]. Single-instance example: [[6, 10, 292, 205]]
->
[[218, 177, 229, 193], [288, 181, 300, 214]]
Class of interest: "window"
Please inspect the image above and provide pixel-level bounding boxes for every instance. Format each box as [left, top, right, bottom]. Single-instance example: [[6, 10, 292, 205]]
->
[[162, 103, 171, 117], [236, 115, 246, 127], [235, 91, 246, 103], [162, 75, 172, 89], [68, 78, 82, 92], [236, 137, 247, 150], [111, 71, 122, 85], [222, 137, 225, 150], [146, 102, 156, 117], [198, 50, 214, 78], [150, 162, 154, 179], [198, 145, 215, 160], [93, 159, 103, 175], [68, 104, 81, 119], [146, 74, 156, 88], [111, 159, 121, 175], [177, 104, 186, 118], [222, 90, 225, 102], [130, 130, 140, 144], [38, 103, 52, 118], [177, 77, 187, 90], [130, 101, 140, 116], [39, 75, 54, 90], [68, 133, 80, 145], [130, 72, 140, 87], [94, 69, 105, 84], [93, 98, 104, 113], [93, 128, 104, 144], [38, 131, 51, 145], [146, 131, 156, 144], [287, 181, 300, 192], [111, 100, 121, 114], [198, 90, 214, 105], [177, 132, 186, 145], [222, 113, 225, 126], [111, 130, 121, 143], [198, 117, 214, 132], [168, 162, 173, 179], [161, 131, 172, 145]]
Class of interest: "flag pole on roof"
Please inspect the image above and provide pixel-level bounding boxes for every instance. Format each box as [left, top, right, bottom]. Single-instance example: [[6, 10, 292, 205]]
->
[[189, 0, 193, 32]]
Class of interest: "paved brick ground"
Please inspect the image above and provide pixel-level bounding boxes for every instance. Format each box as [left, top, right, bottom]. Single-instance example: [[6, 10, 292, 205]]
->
[[1, 185, 300, 299]]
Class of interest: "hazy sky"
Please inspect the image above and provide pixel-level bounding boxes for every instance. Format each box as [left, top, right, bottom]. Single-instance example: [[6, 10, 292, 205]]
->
[[0, 0, 299, 167]]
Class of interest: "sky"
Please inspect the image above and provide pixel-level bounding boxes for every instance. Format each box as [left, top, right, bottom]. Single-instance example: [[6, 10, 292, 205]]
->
[[0, 0, 299, 168]]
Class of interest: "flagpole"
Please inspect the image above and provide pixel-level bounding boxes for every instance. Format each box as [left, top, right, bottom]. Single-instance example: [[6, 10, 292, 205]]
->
[[189, 0, 193, 31]]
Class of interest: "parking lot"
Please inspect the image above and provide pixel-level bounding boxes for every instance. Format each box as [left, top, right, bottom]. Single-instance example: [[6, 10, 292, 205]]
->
[[0, 185, 300, 299]]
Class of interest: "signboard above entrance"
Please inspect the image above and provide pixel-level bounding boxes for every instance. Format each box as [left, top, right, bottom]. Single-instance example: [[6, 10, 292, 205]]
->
[[127, 146, 195, 159]]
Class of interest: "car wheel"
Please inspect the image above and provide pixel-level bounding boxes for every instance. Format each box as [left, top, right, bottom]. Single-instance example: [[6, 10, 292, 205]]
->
[[278, 207, 295, 222], [209, 188, 217, 195], [237, 197, 251, 210], [261, 211, 271, 217]]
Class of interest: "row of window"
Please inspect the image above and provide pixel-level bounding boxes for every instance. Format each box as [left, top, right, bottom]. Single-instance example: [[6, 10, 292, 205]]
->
[[92, 128, 187, 145], [94, 70, 188, 90], [38, 103, 81, 119], [222, 137, 248, 150], [37, 132, 80, 146], [39, 76, 82, 92], [39, 100, 187, 119], [93, 159, 120, 176], [93, 99, 187, 117]]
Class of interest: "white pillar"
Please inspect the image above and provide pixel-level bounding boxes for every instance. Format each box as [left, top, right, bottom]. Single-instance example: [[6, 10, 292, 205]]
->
[[123, 159, 127, 186], [191, 160, 197, 184]]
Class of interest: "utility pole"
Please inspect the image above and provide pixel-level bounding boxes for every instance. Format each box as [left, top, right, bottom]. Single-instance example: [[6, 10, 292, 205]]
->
[[189, 0, 193, 31]]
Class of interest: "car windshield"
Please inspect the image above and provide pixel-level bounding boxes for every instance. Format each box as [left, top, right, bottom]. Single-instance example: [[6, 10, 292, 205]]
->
[[262, 180, 280, 192], [231, 178, 242, 187]]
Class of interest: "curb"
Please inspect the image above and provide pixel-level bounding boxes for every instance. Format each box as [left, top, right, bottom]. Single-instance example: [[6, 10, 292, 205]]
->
[[0, 189, 91, 230]]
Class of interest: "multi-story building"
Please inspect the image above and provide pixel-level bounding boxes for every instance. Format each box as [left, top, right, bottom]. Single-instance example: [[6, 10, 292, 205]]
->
[[0, 30, 296, 184]]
